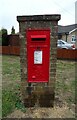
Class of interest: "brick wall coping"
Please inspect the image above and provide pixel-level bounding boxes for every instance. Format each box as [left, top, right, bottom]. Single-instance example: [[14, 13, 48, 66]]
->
[[17, 14, 61, 22]]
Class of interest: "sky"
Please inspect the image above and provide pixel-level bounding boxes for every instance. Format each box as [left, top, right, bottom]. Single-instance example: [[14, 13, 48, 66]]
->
[[0, 0, 77, 34]]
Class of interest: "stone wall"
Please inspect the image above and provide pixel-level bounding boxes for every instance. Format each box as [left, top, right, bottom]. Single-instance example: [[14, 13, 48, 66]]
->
[[17, 14, 61, 107]]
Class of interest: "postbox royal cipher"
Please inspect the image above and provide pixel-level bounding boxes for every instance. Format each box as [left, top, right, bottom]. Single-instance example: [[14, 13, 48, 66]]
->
[[27, 30, 50, 83]]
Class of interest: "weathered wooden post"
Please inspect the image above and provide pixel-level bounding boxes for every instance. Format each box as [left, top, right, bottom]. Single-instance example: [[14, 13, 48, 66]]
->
[[17, 14, 61, 107]]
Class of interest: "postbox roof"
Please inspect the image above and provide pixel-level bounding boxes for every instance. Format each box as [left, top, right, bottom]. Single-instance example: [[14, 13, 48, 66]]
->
[[17, 14, 61, 22]]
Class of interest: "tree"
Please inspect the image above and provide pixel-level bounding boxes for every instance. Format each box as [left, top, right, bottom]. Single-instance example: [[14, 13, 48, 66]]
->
[[0, 30, 2, 46], [11, 26, 15, 34], [1, 28, 9, 46]]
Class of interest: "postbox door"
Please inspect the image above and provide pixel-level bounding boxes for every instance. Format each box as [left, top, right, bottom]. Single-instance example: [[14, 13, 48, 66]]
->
[[27, 30, 50, 82]]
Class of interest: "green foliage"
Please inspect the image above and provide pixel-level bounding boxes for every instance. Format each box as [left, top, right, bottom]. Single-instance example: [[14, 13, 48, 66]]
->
[[0, 37, 2, 46], [0, 29, 2, 46], [1, 28, 9, 46], [11, 26, 15, 34], [2, 28, 8, 34], [15, 101, 26, 113], [2, 88, 26, 117], [2, 90, 18, 117]]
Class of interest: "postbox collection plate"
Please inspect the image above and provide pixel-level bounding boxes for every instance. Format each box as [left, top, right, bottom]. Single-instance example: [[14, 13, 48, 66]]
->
[[27, 29, 50, 82], [34, 51, 42, 64]]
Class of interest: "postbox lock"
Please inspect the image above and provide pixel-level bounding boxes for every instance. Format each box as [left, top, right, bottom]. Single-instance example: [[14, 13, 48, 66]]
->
[[37, 47, 40, 50]]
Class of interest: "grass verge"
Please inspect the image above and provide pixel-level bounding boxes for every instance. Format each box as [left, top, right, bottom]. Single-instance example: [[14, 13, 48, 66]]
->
[[2, 55, 75, 117]]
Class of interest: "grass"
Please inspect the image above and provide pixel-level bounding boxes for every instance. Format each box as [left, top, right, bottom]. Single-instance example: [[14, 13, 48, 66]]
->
[[2, 55, 76, 117], [56, 60, 75, 108], [2, 55, 26, 117], [2, 55, 21, 89], [2, 88, 26, 117], [2, 90, 18, 117]]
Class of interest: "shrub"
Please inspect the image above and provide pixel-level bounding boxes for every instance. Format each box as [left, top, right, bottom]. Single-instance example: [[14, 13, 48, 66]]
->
[[1, 28, 9, 46]]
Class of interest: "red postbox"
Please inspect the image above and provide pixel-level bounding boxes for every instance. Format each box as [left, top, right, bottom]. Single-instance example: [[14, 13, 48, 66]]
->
[[27, 29, 50, 82]]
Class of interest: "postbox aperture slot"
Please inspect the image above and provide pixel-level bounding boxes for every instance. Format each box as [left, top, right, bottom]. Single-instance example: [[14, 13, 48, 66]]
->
[[31, 35, 46, 41], [32, 38, 46, 41]]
